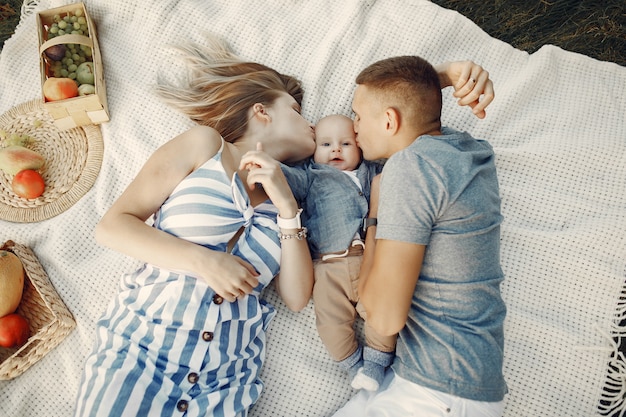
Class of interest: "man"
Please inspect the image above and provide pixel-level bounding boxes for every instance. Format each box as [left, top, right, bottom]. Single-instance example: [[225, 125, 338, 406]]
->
[[334, 56, 507, 417]]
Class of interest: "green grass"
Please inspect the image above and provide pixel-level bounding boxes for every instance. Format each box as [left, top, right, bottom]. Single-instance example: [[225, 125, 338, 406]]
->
[[431, 0, 625, 66], [0, 0, 21, 49]]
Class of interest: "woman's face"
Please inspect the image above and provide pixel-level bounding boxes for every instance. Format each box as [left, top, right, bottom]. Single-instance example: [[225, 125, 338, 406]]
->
[[266, 92, 316, 163]]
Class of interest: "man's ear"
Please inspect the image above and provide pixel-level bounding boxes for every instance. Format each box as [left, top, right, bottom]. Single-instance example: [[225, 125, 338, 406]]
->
[[384, 107, 400, 135]]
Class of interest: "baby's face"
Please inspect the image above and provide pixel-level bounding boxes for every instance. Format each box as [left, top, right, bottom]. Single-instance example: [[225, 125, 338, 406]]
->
[[313, 116, 361, 171]]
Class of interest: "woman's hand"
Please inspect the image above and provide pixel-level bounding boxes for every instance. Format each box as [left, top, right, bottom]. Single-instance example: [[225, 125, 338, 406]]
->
[[434, 61, 495, 119], [239, 143, 299, 218], [191, 247, 260, 303]]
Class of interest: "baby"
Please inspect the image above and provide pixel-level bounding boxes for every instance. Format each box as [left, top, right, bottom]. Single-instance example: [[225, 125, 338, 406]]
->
[[281, 114, 395, 391]]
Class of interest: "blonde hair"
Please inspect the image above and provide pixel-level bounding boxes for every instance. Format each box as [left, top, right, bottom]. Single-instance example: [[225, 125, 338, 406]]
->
[[156, 36, 304, 143]]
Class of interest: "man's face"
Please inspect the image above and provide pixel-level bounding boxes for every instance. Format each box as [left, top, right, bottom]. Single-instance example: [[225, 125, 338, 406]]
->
[[352, 85, 388, 161]]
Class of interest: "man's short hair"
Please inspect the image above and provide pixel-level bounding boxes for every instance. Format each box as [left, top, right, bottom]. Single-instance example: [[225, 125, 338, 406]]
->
[[355, 56, 442, 127]]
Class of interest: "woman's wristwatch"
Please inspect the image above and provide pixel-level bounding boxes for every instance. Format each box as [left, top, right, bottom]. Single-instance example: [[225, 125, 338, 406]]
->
[[277, 208, 303, 229], [277, 208, 307, 240]]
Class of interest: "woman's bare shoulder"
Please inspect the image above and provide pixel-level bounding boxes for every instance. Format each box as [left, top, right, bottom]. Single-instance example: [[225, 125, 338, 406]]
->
[[169, 125, 223, 166]]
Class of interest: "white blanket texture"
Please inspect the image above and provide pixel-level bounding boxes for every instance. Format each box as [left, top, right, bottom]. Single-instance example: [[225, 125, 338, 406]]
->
[[1, 1, 625, 416]]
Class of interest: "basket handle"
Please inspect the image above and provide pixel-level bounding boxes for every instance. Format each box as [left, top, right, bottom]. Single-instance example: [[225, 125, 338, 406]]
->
[[39, 34, 93, 55]]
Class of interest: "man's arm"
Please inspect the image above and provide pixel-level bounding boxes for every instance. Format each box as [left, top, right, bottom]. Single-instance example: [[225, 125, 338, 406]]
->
[[358, 174, 380, 296], [360, 239, 426, 337]]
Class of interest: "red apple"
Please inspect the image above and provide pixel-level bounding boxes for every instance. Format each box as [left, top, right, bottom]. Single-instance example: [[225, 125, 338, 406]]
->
[[12, 169, 45, 199], [43, 77, 78, 101], [0, 313, 30, 348]]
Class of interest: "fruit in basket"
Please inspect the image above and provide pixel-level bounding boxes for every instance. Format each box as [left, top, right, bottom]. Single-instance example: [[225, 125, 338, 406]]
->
[[78, 83, 95, 96], [43, 77, 78, 101], [76, 62, 95, 85], [0, 313, 30, 348], [44, 44, 66, 61], [12, 170, 45, 199], [0, 145, 45, 175], [0, 250, 24, 318], [47, 9, 89, 39]]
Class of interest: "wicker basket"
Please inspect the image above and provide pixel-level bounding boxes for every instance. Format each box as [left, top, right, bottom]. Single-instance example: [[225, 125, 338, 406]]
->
[[0, 240, 76, 380], [37, 2, 109, 130]]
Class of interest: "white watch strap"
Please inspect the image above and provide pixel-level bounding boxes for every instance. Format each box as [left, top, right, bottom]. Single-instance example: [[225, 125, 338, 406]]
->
[[277, 208, 303, 229]]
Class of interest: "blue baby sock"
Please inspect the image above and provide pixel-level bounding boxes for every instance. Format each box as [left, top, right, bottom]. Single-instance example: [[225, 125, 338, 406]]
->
[[350, 346, 394, 391], [337, 345, 363, 381]]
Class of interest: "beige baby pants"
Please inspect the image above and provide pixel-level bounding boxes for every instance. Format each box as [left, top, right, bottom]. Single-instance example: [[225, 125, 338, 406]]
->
[[313, 246, 396, 361]]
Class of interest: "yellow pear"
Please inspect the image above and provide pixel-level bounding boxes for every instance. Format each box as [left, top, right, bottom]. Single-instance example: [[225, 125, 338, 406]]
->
[[0, 250, 25, 317]]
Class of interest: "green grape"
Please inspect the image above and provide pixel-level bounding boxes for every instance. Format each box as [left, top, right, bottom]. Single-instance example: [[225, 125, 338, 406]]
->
[[57, 29, 65, 36], [73, 22, 80, 30], [70, 16, 78, 23], [49, 25, 58, 34], [60, 69, 69, 77], [53, 14, 61, 23], [58, 20, 67, 29], [68, 72, 77, 80], [63, 15, 70, 22], [77, 17, 86, 25], [68, 64, 77, 72], [75, 9, 83, 17]]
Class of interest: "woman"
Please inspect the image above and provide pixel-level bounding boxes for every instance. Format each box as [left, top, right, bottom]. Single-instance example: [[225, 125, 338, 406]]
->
[[74, 36, 493, 416]]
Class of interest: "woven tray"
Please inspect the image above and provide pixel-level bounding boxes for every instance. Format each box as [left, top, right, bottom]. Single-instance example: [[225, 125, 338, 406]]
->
[[0, 240, 76, 380], [0, 99, 103, 223]]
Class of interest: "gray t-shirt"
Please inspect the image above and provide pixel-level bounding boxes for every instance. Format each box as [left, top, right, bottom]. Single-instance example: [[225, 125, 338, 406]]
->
[[376, 127, 508, 402]]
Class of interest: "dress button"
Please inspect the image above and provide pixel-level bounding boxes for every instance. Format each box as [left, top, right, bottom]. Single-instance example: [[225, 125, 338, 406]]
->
[[188, 372, 199, 384], [202, 331, 214, 341], [177, 399, 189, 412], [212, 294, 223, 304]]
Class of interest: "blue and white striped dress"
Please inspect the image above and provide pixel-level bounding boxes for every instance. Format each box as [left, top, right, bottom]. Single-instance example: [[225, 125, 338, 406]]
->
[[75, 140, 282, 417]]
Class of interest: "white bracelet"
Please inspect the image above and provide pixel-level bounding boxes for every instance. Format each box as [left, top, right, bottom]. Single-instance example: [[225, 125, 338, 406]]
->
[[278, 227, 308, 241], [277, 208, 303, 229]]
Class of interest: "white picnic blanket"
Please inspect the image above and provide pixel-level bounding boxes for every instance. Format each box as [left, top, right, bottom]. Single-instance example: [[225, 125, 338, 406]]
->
[[1, 1, 625, 416]]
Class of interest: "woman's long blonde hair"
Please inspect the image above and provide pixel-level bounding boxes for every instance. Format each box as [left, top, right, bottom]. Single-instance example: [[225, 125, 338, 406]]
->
[[156, 36, 304, 143]]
